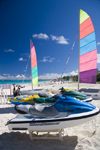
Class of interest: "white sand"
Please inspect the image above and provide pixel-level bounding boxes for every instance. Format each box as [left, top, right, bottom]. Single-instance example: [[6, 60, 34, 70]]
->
[[0, 82, 100, 150]]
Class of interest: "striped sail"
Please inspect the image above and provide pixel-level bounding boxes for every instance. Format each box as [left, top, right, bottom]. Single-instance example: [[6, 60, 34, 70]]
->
[[79, 9, 97, 83], [31, 40, 38, 86]]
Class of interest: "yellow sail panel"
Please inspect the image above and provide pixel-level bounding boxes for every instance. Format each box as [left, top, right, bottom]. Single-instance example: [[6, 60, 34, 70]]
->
[[80, 9, 89, 24], [32, 77, 38, 86]]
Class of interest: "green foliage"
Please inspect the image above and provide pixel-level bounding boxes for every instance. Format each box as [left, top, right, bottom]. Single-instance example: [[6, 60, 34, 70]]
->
[[62, 72, 100, 82], [97, 72, 100, 81], [62, 75, 78, 81]]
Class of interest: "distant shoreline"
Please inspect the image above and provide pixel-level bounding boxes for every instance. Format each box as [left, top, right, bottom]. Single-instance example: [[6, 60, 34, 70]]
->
[[0, 79, 50, 85], [0, 79, 50, 81]]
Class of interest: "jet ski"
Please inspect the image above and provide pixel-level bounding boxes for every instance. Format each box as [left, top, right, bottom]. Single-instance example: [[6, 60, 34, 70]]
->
[[59, 87, 92, 102], [7, 96, 99, 132]]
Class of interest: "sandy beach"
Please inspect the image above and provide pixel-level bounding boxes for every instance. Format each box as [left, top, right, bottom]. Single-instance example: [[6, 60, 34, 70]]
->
[[0, 82, 100, 150]]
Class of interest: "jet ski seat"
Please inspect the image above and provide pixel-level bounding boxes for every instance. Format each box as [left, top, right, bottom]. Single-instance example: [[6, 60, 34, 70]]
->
[[38, 92, 53, 98], [15, 104, 59, 117], [34, 95, 59, 103]]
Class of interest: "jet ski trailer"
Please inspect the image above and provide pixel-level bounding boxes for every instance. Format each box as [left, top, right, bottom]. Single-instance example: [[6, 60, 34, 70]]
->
[[7, 95, 100, 141]]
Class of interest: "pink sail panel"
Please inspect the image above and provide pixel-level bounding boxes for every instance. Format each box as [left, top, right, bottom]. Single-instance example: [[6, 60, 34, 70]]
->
[[31, 55, 37, 68], [80, 23, 94, 39], [31, 46, 36, 59], [80, 59, 97, 72], [31, 42, 37, 69], [80, 49, 97, 64]]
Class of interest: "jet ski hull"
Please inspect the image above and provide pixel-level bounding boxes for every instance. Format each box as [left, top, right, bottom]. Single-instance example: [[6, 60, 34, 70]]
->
[[7, 107, 99, 131]]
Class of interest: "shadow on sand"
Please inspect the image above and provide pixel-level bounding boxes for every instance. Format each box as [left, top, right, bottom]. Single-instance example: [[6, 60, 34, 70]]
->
[[0, 106, 17, 114], [0, 131, 78, 150], [79, 88, 100, 93]]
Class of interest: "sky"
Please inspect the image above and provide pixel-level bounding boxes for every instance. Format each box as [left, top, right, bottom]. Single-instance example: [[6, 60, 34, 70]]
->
[[0, 0, 100, 80]]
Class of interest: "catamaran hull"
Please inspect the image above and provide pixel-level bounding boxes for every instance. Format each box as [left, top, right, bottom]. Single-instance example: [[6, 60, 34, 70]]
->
[[7, 107, 99, 131], [20, 89, 46, 95]]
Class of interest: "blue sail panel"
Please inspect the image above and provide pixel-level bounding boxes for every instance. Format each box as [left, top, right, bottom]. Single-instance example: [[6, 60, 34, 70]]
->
[[80, 40, 97, 55]]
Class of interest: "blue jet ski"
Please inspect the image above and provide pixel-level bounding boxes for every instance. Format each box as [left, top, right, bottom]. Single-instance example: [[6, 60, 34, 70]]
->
[[7, 96, 99, 133]]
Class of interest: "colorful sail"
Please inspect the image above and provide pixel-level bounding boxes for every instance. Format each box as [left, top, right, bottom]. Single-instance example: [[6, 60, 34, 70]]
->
[[31, 40, 38, 86], [79, 9, 97, 83]]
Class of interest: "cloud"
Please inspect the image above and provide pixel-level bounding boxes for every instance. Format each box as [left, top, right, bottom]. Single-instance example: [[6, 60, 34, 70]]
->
[[21, 53, 30, 57], [97, 54, 100, 63], [48, 59, 53, 62], [16, 74, 25, 78], [32, 33, 69, 44], [0, 74, 30, 80], [0, 70, 78, 80], [50, 35, 69, 45], [39, 73, 61, 79], [50, 58, 55, 60], [32, 33, 49, 40], [4, 49, 14, 52], [3, 74, 10, 76], [56, 60, 60, 62], [68, 71, 78, 76], [38, 70, 78, 79], [40, 56, 55, 62], [19, 57, 26, 61], [48, 58, 55, 62], [97, 42, 100, 45], [41, 58, 48, 62]]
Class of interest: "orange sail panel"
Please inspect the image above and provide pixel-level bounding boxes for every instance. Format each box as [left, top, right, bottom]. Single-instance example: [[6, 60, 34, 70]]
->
[[31, 40, 38, 86]]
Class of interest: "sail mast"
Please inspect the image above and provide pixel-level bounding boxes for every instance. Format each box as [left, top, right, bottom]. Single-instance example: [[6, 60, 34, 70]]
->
[[78, 8, 80, 90]]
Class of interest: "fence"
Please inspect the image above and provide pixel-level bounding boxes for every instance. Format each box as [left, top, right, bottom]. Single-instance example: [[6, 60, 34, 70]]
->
[[0, 84, 12, 104]]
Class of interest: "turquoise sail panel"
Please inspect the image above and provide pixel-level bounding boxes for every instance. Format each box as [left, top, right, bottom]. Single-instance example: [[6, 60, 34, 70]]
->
[[32, 66, 38, 79]]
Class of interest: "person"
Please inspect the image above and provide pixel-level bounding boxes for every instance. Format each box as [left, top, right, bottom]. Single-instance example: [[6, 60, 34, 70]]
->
[[13, 89, 19, 97], [13, 84, 25, 97], [17, 85, 25, 91], [13, 84, 19, 97], [13, 84, 16, 96]]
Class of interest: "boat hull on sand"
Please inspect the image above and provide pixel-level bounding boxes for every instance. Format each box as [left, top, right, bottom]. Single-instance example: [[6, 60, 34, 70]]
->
[[7, 107, 99, 131]]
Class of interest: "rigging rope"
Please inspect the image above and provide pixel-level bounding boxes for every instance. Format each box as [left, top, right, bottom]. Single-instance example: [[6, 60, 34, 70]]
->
[[22, 55, 30, 84], [61, 34, 78, 79], [25, 55, 30, 70]]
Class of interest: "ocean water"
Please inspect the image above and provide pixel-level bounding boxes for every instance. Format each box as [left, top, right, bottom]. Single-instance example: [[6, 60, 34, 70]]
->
[[0, 80, 49, 85]]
